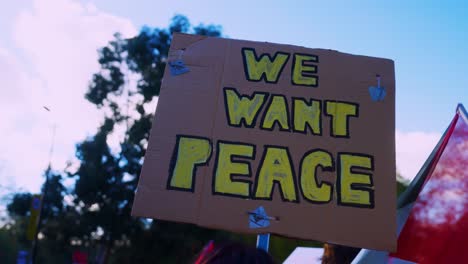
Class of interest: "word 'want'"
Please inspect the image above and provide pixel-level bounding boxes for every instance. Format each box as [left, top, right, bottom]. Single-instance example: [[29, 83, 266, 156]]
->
[[224, 88, 359, 137], [167, 136, 375, 208]]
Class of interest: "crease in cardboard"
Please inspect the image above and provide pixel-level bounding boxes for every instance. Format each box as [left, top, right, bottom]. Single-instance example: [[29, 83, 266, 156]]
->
[[195, 38, 232, 225], [170, 33, 207, 50], [182, 37, 210, 51], [170, 34, 210, 55]]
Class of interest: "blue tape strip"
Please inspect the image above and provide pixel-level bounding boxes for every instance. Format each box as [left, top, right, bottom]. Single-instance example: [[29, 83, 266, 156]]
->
[[169, 59, 189, 76], [256, 233, 270, 252], [249, 206, 270, 229], [368, 86, 386, 102]]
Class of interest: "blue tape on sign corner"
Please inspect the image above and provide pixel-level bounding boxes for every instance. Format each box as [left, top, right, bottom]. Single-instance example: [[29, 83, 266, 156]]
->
[[249, 206, 271, 229], [368, 86, 386, 102], [169, 59, 189, 76]]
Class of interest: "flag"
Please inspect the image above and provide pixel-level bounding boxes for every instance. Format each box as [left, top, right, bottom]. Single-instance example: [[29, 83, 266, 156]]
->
[[352, 104, 468, 264], [26, 194, 42, 241]]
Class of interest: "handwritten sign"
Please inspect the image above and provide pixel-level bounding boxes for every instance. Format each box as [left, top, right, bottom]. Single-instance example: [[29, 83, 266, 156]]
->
[[132, 33, 396, 251]]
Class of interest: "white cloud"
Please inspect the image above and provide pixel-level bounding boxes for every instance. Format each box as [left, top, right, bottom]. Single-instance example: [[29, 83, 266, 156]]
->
[[0, 45, 47, 194], [396, 130, 441, 180], [0, 0, 136, 193]]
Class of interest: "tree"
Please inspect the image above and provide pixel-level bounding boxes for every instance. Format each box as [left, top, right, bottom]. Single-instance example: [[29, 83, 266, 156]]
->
[[4, 170, 73, 264], [68, 15, 227, 263], [7, 193, 33, 218], [3, 193, 32, 263], [4, 15, 227, 264]]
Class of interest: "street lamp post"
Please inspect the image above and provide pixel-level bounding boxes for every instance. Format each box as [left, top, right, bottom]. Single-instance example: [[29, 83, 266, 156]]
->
[[31, 107, 56, 264]]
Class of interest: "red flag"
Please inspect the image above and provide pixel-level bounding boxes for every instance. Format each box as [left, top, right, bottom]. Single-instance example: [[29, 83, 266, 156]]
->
[[392, 105, 468, 263]]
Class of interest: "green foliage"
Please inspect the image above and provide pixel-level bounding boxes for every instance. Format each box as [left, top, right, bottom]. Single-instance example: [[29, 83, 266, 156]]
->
[[0, 226, 20, 264], [397, 181, 408, 196], [7, 193, 32, 217], [396, 171, 409, 196]]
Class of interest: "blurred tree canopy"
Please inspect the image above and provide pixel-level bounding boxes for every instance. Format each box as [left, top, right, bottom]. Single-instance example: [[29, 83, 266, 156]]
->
[[2, 14, 409, 264]]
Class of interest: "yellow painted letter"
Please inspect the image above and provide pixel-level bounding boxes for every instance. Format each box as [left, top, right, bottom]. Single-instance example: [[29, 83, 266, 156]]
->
[[293, 98, 321, 135], [224, 88, 267, 128], [242, 48, 289, 83], [338, 153, 374, 208], [261, 95, 290, 131], [213, 141, 254, 197], [325, 101, 358, 138], [168, 136, 212, 191], [300, 150, 333, 203], [292, 54, 318, 86], [254, 147, 298, 202]]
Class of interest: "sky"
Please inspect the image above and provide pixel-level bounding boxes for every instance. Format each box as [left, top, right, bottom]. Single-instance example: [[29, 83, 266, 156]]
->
[[0, 0, 466, 197]]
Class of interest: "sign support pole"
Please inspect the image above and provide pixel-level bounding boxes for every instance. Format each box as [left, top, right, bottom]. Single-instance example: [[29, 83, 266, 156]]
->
[[256, 233, 270, 252]]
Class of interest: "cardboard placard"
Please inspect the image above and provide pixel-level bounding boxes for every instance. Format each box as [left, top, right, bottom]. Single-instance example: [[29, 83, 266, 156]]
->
[[132, 33, 396, 251]]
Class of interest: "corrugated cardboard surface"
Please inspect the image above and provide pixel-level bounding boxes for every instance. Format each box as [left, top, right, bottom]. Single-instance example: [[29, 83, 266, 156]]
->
[[132, 33, 396, 251]]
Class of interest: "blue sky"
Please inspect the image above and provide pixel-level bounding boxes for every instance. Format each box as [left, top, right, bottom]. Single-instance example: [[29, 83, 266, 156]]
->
[[0, 0, 466, 195]]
